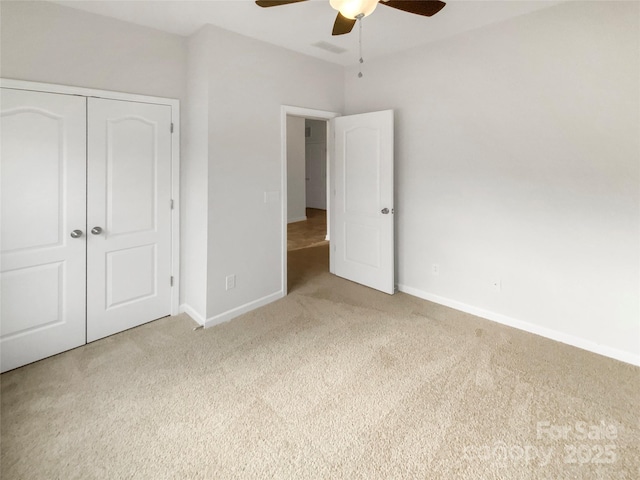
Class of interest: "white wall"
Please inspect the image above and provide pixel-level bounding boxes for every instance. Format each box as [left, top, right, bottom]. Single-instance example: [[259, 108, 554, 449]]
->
[[187, 25, 344, 322], [344, 1, 640, 363], [180, 27, 210, 322], [287, 116, 307, 223], [0, 1, 186, 100]]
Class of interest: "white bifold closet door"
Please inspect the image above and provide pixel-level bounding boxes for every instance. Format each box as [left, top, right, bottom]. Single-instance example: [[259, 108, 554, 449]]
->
[[0, 89, 173, 372]]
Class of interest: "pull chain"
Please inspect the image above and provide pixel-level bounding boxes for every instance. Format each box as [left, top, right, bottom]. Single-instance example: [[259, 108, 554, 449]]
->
[[357, 13, 364, 78]]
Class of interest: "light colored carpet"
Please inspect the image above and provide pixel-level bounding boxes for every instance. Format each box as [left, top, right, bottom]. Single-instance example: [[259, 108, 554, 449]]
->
[[287, 208, 328, 251], [1, 244, 639, 479]]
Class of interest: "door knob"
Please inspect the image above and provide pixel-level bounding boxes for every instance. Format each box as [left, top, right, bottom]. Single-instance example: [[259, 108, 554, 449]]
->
[[70, 229, 83, 238], [381, 208, 389, 214], [91, 226, 103, 235]]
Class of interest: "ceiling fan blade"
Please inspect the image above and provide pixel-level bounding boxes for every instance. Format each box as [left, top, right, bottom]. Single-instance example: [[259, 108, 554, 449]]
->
[[381, 0, 446, 17], [255, 0, 308, 7], [332, 12, 357, 36]]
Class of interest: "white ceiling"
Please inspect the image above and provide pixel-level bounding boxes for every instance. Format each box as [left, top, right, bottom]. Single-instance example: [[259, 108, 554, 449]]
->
[[51, 0, 560, 66]]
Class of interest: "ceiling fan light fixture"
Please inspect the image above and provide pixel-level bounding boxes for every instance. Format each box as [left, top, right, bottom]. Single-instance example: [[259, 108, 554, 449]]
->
[[329, 0, 378, 20]]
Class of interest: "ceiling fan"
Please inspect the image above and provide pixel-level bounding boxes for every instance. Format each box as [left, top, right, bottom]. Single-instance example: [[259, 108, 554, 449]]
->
[[255, 0, 446, 36]]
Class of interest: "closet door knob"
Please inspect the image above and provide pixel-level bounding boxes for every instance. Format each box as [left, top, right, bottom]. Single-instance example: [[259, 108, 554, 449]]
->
[[70, 230, 83, 239], [91, 226, 103, 235]]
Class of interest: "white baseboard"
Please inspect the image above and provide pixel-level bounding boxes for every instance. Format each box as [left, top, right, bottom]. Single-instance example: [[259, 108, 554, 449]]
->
[[204, 290, 284, 329], [179, 303, 206, 326], [288, 216, 307, 224], [397, 284, 640, 367]]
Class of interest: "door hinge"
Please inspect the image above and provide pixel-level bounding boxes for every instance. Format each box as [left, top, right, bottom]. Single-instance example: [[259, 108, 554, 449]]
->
[[170, 199, 174, 210], [170, 276, 174, 287], [170, 123, 174, 133]]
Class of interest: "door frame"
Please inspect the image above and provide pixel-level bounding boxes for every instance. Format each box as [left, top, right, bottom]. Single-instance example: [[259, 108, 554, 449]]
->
[[280, 105, 340, 295], [0, 78, 181, 316]]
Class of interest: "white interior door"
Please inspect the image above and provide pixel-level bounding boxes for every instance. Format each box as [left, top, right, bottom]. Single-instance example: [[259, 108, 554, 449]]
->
[[0, 88, 87, 372], [86, 98, 172, 342], [331, 110, 394, 294], [305, 142, 327, 210]]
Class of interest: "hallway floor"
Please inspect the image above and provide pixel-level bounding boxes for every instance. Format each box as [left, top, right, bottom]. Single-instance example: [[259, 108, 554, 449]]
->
[[287, 208, 328, 251]]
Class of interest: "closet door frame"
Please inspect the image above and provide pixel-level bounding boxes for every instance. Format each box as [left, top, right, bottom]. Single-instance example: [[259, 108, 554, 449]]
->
[[0, 78, 181, 317]]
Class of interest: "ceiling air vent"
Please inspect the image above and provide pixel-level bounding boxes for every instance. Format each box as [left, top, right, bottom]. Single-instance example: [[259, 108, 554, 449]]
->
[[312, 41, 347, 54]]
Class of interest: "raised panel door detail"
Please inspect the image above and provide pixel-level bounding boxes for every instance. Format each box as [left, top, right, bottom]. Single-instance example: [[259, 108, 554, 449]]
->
[[106, 244, 156, 309], [344, 127, 380, 216], [1, 109, 63, 253], [1, 262, 63, 338], [107, 117, 156, 236], [344, 223, 380, 268]]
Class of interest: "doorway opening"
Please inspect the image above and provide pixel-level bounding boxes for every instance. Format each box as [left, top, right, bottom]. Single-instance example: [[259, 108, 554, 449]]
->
[[281, 106, 340, 295], [288, 118, 328, 251]]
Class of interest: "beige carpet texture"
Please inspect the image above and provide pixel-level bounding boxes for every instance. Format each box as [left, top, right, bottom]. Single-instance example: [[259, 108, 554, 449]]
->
[[1, 245, 639, 479]]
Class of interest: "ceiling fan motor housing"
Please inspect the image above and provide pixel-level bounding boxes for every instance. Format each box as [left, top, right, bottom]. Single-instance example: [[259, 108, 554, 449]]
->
[[330, 0, 379, 19]]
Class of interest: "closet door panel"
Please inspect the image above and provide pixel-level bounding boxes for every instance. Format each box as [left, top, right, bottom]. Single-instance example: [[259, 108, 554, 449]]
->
[[87, 98, 172, 342], [0, 88, 87, 372]]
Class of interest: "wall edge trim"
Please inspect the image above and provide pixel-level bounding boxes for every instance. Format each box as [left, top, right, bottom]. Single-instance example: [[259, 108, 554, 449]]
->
[[204, 290, 284, 328], [397, 284, 640, 367]]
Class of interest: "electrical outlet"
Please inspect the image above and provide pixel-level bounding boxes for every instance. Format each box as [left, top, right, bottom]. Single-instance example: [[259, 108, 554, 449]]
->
[[491, 279, 501, 292], [226, 274, 236, 290], [432, 264, 439, 276]]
